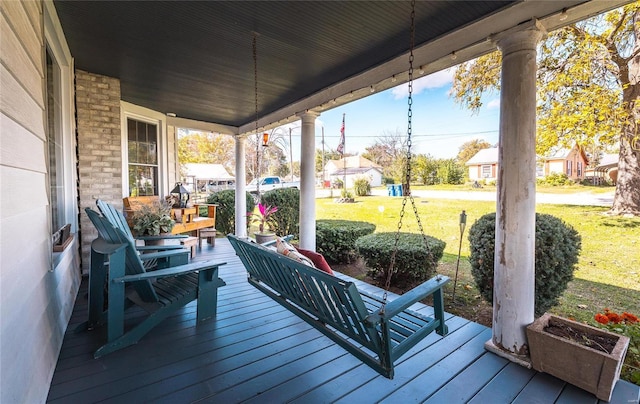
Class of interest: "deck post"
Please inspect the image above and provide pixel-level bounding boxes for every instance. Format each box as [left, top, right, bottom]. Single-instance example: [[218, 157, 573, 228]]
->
[[485, 19, 545, 366], [235, 134, 247, 237], [297, 111, 319, 250]]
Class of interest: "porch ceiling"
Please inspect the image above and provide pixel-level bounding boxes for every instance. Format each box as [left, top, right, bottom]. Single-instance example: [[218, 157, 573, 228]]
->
[[53, 1, 626, 133]]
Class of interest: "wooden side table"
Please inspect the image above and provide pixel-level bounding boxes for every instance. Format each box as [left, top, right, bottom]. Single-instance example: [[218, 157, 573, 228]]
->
[[199, 228, 217, 248], [180, 236, 198, 259]]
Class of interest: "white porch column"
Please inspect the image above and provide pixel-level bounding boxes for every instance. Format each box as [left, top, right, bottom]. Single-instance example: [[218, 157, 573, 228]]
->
[[486, 20, 545, 365], [297, 111, 319, 250], [234, 135, 247, 237]]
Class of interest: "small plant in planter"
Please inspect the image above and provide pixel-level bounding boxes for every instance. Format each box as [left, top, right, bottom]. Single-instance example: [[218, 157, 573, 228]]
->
[[249, 203, 278, 243], [132, 200, 175, 236]]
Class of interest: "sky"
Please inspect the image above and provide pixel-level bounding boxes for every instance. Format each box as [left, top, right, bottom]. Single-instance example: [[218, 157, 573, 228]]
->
[[281, 68, 502, 162]]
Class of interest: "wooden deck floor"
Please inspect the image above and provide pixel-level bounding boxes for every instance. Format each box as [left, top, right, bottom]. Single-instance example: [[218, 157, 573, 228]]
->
[[48, 238, 640, 403]]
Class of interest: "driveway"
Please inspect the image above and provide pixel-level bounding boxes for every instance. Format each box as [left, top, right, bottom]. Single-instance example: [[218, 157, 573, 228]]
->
[[317, 188, 615, 207]]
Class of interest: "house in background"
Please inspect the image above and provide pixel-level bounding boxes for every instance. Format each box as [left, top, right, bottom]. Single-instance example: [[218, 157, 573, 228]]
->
[[541, 145, 589, 181], [323, 155, 383, 187], [465, 147, 499, 181], [182, 163, 235, 195], [586, 153, 619, 185], [466, 145, 589, 182], [330, 166, 384, 189]]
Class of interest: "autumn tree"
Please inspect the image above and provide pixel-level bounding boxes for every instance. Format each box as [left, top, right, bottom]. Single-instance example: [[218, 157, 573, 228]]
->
[[457, 139, 493, 165], [452, 3, 640, 215], [177, 130, 235, 170]]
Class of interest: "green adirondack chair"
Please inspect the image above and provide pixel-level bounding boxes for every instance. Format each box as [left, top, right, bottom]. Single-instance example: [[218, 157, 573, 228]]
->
[[227, 234, 449, 379], [80, 207, 226, 358]]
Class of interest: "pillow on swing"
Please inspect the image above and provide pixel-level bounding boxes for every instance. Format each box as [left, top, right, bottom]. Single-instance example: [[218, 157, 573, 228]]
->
[[295, 248, 334, 275], [276, 237, 314, 268]]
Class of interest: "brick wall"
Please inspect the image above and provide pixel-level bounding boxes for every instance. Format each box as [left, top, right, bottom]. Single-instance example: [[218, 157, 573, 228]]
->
[[76, 70, 122, 272]]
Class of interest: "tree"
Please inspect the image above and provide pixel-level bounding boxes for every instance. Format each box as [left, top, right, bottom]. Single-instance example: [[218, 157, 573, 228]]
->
[[436, 158, 465, 185], [457, 139, 492, 165], [413, 154, 439, 185], [452, 3, 640, 215], [362, 129, 408, 181], [316, 148, 343, 173], [177, 130, 235, 170]]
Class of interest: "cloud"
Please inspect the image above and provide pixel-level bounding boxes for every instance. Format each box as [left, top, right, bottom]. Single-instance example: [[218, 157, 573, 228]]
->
[[391, 68, 455, 99], [486, 98, 500, 109]]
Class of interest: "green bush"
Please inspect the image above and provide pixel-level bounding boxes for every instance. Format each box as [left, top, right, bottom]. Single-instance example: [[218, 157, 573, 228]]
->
[[468, 212, 581, 316], [206, 190, 256, 236], [261, 188, 300, 238], [537, 172, 572, 186], [382, 176, 395, 185], [353, 178, 371, 196], [356, 232, 446, 288], [316, 220, 376, 263]]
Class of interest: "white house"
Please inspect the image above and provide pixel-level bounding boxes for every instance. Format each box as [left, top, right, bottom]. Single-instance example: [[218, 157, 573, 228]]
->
[[330, 166, 383, 188], [323, 155, 382, 186], [182, 163, 235, 193]]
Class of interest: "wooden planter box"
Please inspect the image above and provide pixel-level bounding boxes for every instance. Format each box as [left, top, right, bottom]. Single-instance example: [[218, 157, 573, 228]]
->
[[526, 313, 630, 402]]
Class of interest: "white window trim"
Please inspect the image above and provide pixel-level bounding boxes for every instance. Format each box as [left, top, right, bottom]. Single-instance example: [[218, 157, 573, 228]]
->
[[44, 1, 78, 233], [120, 102, 168, 197]]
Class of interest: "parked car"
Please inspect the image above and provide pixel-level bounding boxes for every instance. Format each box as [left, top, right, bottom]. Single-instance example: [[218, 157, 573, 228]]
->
[[246, 176, 300, 199]]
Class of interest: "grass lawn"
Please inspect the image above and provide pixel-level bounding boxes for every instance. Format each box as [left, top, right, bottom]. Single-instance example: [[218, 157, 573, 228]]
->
[[315, 195, 640, 326]]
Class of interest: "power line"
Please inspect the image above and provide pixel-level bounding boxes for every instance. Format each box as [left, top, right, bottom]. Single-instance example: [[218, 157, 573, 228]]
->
[[318, 130, 498, 139]]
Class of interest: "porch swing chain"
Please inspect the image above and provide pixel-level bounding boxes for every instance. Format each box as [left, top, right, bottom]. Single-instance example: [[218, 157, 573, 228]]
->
[[253, 33, 261, 197], [382, 0, 433, 313]]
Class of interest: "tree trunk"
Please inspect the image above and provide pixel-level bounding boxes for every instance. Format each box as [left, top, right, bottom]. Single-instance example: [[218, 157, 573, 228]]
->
[[611, 11, 640, 216]]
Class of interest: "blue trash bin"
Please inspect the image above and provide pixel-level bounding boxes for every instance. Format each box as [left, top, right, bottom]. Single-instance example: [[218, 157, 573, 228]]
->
[[387, 184, 395, 196], [395, 184, 403, 196]]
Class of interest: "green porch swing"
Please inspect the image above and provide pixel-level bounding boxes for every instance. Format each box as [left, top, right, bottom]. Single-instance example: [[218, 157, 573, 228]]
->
[[229, 0, 449, 379]]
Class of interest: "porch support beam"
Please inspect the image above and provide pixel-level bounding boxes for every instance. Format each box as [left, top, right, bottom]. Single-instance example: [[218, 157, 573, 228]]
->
[[485, 19, 545, 366], [234, 135, 247, 237], [297, 111, 319, 250]]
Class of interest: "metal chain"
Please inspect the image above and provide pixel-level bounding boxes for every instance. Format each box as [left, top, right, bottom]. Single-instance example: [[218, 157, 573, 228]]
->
[[253, 33, 261, 197], [381, 0, 416, 311]]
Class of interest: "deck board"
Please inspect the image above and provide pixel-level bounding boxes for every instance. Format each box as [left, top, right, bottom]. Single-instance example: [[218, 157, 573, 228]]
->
[[47, 237, 640, 403]]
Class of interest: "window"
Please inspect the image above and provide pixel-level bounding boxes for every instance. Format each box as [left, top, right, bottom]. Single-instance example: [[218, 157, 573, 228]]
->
[[46, 49, 64, 233], [127, 118, 159, 196], [481, 165, 491, 178], [566, 160, 572, 176], [577, 161, 583, 177]]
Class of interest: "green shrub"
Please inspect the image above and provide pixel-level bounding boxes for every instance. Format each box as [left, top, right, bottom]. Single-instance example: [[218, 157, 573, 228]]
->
[[206, 189, 256, 235], [316, 220, 376, 263], [468, 212, 581, 316], [537, 172, 572, 186], [382, 176, 395, 185], [356, 232, 446, 288], [261, 188, 300, 238], [353, 178, 371, 196]]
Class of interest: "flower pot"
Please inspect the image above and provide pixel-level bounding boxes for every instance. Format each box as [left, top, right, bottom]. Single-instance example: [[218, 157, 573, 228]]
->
[[526, 313, 630, 401], [255, 233, 276, 244]]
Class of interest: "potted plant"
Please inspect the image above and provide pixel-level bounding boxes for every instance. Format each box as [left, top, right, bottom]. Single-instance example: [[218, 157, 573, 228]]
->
[[132, 200, 175, 240], [526, 312, 630, 401], [250, 203, 278, 244]]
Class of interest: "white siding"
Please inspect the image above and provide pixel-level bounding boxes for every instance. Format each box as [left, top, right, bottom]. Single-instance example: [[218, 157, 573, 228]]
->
[[0, 1, 80, 402]]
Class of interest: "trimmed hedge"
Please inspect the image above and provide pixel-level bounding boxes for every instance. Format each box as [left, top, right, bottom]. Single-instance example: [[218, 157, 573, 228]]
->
[[468, 212, 581, 316], [261, 188, 300, 238], [356, 232, 446, 288], [206, 189, 256, 236], [316, 220, 376, 263]]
